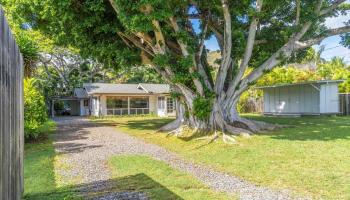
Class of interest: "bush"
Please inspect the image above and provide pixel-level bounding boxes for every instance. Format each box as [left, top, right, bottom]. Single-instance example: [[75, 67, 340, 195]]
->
[[193, 97, 213, 121], [24, 78, 48, 140]]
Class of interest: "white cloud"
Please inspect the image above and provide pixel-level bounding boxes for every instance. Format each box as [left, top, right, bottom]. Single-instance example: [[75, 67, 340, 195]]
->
[[324, 12, 350, 29]]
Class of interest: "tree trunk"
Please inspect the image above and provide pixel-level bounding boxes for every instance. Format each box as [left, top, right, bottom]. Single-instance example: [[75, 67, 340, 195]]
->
[[224, 101, 279, 133], [159, 94, 280, 137], [159, 97, 259, 136], [158, 99, 185, 132]]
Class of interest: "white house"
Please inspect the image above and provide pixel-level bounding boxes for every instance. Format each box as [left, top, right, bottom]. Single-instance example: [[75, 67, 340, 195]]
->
[[257, 80, 342, 116], [52, 83, 176, 117]]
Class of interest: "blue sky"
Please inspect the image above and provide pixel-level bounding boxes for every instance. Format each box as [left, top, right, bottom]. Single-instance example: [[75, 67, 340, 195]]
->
[[315, 9, 350, 63], [191, 2, 350, 63]]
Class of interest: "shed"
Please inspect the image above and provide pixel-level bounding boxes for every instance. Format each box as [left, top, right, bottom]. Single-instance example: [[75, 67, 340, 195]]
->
[[257, 80, 343, 116]]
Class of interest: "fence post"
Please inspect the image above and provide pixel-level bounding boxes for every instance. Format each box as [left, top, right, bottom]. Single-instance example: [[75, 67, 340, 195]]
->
[[0, 6, 24, 200], [344, 94, 350, 115]]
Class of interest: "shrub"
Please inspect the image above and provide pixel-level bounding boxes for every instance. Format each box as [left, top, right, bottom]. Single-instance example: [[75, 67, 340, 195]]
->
[[24, 78, 48, 140], [193, 97, 213, 121]]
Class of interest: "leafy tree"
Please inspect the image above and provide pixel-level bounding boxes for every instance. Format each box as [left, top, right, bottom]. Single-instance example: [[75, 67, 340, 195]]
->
[[317, 57, 350, 92], [1, 8, 39, 76], [35, 48, 116, 99], [114, 65, 163, 84], [4, 0, 350, 135], [24, 78, 48, 140]]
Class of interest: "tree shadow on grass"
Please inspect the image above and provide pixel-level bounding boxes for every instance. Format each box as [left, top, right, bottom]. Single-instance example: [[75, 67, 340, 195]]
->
[[123, 118, 174, 132], [24, 173, 184, 200], [248, 115, 350, 141]]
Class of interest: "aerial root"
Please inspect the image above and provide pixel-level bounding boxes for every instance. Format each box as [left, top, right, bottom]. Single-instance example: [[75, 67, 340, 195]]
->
[[158, 118, 183, 132], [222, 133, 236, 144], [167, 125, 188, 137]]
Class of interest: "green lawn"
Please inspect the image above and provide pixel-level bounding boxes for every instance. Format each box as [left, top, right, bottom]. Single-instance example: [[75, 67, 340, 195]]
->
[[108, 155, 233, 200], [24, 121, 81, 200], [95, 115, 350, 199]]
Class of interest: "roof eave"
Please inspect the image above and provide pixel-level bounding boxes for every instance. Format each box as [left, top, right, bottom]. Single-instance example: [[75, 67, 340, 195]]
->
[[255, 80, 344, 89]]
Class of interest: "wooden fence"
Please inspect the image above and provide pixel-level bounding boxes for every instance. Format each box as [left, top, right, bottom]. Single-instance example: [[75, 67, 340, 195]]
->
[[340, 94, 350, 116], [0, 7, 24, 200]]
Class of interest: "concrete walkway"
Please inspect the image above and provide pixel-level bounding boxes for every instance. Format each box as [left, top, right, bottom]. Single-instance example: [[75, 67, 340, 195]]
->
[[53, 117, 304, 200]]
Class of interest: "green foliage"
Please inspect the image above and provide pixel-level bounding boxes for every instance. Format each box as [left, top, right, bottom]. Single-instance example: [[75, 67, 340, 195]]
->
[[257, 66, 318, 86], [116, 65, 163, 84], [15, 31, 39, 63], [316, 57, 350, 92], [24, 78, 48, 140], [193, 97, 213, 121], [152, 54, 171, 68], [178, 56, 193, 69], [114, 0, 173, 32], [170, 91, 182, 98]]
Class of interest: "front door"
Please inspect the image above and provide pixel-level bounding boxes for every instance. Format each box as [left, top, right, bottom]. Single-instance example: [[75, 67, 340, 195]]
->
[[157, 96, 166, 117]]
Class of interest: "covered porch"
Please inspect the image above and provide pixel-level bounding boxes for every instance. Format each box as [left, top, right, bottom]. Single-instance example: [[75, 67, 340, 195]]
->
[[51, 97, 90, 117], [101, 95, 175, 117]]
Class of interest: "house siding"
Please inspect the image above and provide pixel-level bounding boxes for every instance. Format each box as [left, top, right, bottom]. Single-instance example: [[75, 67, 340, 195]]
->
[[149, 95, 157, 114], [100, 95, 107, 115]]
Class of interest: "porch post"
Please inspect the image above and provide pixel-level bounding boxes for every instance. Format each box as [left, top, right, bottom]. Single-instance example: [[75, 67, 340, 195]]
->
[[51, 99, 55, 118], [127, 97, 130, 115]]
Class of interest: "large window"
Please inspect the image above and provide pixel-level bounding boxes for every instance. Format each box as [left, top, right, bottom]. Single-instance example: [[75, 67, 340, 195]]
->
[[107, 97, 128, 115], [130, 97, 149, 108], [130, 97, 149, 114], [107, 97, 128, 108]]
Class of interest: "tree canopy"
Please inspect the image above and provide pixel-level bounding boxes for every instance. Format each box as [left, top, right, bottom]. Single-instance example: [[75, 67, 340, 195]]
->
[[2, 0, 350, 135]]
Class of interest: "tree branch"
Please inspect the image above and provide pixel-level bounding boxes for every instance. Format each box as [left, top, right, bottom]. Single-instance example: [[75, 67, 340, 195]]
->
[[320, 0, 347, 15], [296, 25, 350, 48], [214, 0, 232, 95], [198, 20, 209, 58], [296, 0, 301, 25], [224, 21, 313, 109], [169, 16, 205, 95], [117, 32, 155, 57], [228, 0, 263, 98]]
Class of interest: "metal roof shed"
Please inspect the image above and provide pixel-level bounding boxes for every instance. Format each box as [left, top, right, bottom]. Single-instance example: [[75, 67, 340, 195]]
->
[[257, 80, 343, 116]]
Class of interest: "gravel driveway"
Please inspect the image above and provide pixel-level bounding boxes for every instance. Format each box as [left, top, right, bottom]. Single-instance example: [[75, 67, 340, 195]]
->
[[53, 117, 305, 200]]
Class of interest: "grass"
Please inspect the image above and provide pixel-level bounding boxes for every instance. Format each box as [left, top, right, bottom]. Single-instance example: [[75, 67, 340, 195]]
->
[[108, 155, 233, 200], [94, 115, 350, 199], [24, 120, 81, 200]]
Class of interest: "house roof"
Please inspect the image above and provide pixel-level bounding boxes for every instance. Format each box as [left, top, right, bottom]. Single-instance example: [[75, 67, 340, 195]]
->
[[74, 88, 88, 98], [138, 83, 170, 94], [255, 80, 343, 89], [82, 83, 171, 95]]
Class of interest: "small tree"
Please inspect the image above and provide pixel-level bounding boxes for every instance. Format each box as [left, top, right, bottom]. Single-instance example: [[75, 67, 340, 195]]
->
[[5, 0, 350, 136], [24, 78, 48, 139]]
